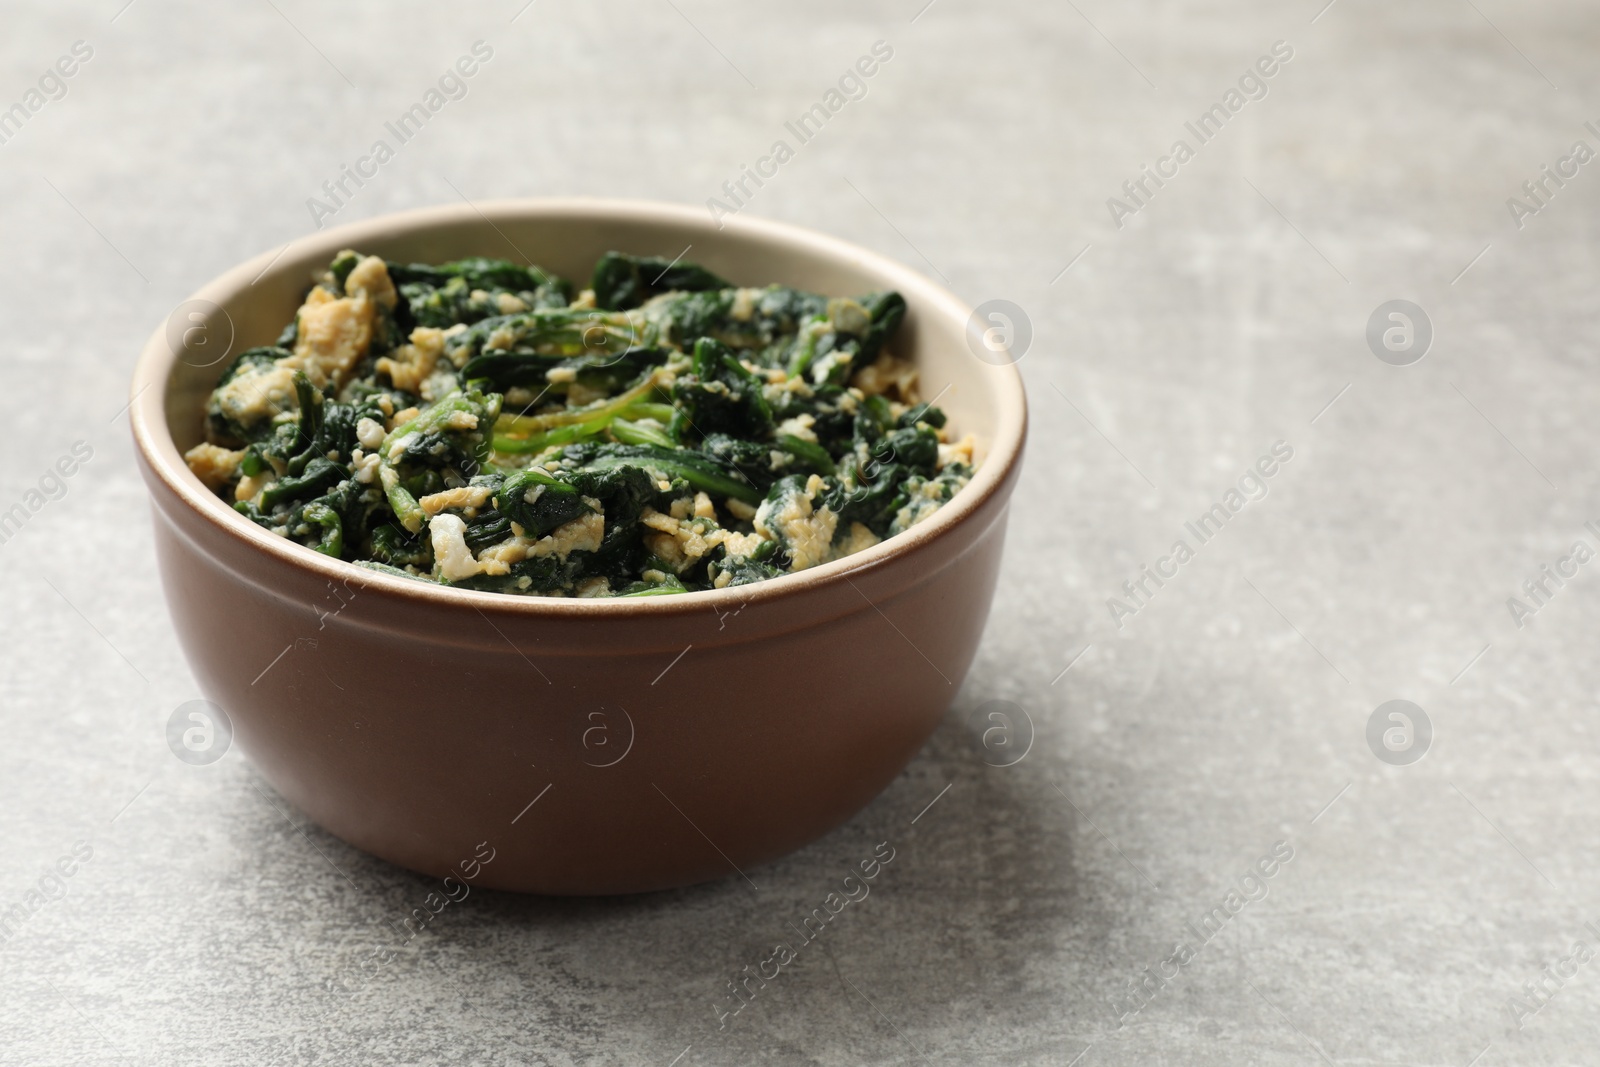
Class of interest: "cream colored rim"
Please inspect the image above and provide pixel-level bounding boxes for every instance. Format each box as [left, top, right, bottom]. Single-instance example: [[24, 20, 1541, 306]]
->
[[130, 199, 1028, 616]]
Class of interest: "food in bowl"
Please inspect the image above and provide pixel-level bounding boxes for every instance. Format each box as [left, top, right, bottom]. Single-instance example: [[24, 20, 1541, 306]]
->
[[182, 250, 977, 598], [134, 199, 1027, 893]]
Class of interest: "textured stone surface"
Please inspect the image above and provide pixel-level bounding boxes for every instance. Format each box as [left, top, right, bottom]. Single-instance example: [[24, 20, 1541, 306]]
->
[[2, 1, 1599, 1063]]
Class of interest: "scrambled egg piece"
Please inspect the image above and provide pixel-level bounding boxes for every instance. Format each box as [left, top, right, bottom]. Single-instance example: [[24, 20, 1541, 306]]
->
[[429, 502, 604, 582], [938, 433, 977, 469], [665, 492, 718, 522], [211, 254, 397, 434], [295, 254, 394, 385], [850, 350, 919, 402], [729, 288, 761, 322], [377, 326, 446, 396], [350, 450, 380, 484], [235, 469, 275, 503], [640, 499, 768, 574], [355, 417, 387, 449], [210, 361, 298, 430], [641, 508, 726, 573], [754, 474, 838, 572], [417, 485, 492, 518], [776, 413, 818, 442], [182, 443, 244, 491]]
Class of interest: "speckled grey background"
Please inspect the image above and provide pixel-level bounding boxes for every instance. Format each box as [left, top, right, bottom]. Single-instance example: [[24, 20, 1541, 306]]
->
[[2, 1, 1599, 1064]]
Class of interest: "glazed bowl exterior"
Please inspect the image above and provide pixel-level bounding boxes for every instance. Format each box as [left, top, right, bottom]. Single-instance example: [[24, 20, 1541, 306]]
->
[[130, 199, 1027, 894]]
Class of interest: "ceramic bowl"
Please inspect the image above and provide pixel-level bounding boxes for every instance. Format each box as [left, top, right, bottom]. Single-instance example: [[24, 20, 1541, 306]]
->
[[130, 199, 1027, 894]]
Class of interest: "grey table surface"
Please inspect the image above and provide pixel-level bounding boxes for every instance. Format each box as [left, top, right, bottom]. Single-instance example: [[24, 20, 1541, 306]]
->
[[2, 1, 1599, 1064]]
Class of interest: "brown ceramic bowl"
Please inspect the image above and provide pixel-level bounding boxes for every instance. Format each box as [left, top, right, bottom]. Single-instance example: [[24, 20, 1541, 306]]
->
[[130, 200, 1027, 894]]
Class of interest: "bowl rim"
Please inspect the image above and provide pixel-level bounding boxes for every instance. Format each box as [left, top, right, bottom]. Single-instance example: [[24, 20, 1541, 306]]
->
[[130, 197, 1028, 617]]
